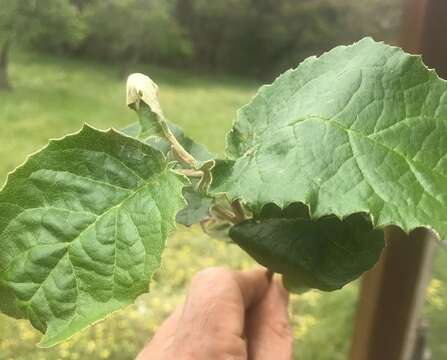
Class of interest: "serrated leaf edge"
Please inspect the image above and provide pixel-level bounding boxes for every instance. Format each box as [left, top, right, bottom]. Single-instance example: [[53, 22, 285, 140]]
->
[[218, 37, 445, 240], [225, 37, 447, 161], [0, 123, 189, 347]]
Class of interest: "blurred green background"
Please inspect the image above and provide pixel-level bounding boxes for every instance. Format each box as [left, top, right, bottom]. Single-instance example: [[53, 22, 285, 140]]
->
[[0, 1, 446, 359]]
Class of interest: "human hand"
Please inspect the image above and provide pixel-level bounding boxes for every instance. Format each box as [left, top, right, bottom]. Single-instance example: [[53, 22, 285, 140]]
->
[[137, 267, 293, 360]]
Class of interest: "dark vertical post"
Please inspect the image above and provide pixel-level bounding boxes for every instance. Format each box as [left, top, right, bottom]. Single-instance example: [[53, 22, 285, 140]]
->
[[419, 0, 447, 78], [349, 0, 446, 359], [349, 229, 436, 360]]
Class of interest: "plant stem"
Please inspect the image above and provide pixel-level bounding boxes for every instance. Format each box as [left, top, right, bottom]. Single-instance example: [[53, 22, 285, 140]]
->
[[212, 204, 238, 223], [231, 199, 246, 223], [127, 73, 198, 169], [175, 168, 204, 177], [161, 121, 197, 168]]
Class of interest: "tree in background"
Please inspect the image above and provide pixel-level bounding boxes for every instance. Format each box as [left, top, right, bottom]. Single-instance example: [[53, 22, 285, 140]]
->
[[175, 0, 401, 78], [80, 0, 192, 68], [0, 0, 84, 90], [0, 0, 401, 83]]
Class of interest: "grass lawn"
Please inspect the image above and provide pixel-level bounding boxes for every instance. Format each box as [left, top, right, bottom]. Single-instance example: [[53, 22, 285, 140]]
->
[[0, 51, 445, 360]]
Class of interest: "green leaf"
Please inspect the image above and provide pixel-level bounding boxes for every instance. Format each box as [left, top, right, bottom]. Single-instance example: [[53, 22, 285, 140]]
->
[[230, 212, 384, 291], [124, 74, 215, 225], [211, 37, 447, 240], [122, 121, 214, 226], [124, 73, 214, 162], [126, 73, 165, 138], [176, 185, 213, 226], [122, 121, 214, 162], [0, 125, 186, 347], [126, 73, 206, 169]]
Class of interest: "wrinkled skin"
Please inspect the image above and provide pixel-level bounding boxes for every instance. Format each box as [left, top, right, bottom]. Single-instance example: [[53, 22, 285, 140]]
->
[[137, 267, 293, 360]]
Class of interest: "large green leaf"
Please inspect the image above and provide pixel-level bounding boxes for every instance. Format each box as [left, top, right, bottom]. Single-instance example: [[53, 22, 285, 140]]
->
[[0, 125, 186, 347], [230, 212, 384, 291], [211, 37, 447, 240]]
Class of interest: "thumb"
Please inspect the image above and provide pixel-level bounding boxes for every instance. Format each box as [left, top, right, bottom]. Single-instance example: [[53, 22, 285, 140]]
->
[[245, 276, 293, 360]]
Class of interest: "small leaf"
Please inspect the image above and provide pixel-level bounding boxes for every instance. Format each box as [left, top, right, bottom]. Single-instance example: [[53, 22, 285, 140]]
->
[[127, 73, 199, 168], [126, 73, 165, 138], [230, 212, 384, 291], [212, 37, 447, 240], [123, 82, 215, 226], [122, 121, 214, 162], [123, 122, 215, 226], [176, 186, 213, 226], [0, 125, 186, 347]]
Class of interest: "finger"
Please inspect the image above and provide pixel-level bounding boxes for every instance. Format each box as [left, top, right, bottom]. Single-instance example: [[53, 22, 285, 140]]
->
[[233, 268, 271, 308], [182, 267, 269, 332], [246, 277, 293, 360], [138, 267, 271, 360], [136, 304, 183, 360], [185, 267, 270, 309]]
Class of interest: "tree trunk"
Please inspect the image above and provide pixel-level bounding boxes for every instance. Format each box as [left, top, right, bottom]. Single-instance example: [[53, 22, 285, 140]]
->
[[0, 39, 11, 91]]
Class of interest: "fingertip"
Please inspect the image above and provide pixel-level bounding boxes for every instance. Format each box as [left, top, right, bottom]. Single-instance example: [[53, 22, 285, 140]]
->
[[245, 275, 293, 359], [234, 268, 270, 308], [272, 275, 290, 305]]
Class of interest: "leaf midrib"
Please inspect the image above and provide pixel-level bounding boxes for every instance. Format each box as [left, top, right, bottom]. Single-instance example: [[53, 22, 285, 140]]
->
[[250, 115, 447, 185]]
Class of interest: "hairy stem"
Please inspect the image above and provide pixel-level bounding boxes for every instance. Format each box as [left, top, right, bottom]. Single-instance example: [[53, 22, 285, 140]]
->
[[161, 121, 197, 167], [230, 199, 246, 223], [175, 168, 204, 177], [212, 204, 238, 223]]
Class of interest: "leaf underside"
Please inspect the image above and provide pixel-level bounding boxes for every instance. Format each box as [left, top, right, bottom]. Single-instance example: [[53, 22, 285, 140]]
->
[[0, 125, 186, 347], [211, 37, 447, 241], [230, 210, 384, 291], [176, 185, 213, 226]]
